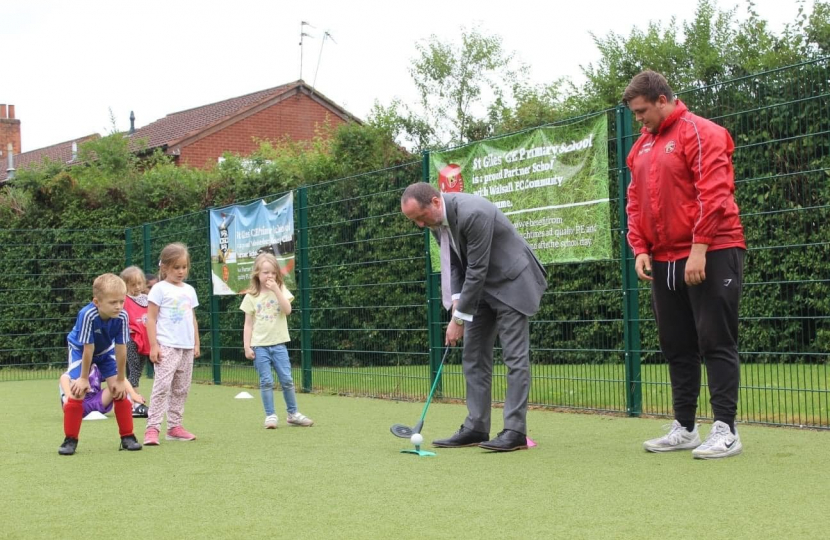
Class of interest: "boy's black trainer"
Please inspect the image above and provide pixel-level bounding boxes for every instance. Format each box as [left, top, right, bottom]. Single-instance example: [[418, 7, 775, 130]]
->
[[58, 437, 78, 456], [119, 434, 143, 451]]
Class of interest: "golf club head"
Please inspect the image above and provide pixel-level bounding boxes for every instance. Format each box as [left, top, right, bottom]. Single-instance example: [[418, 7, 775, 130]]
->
[[390, 423, 414, 438], [390, 346, 452, 440]]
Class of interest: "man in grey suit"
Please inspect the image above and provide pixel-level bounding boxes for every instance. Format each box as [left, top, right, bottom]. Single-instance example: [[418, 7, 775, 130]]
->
[[401, 183, 548, 451]]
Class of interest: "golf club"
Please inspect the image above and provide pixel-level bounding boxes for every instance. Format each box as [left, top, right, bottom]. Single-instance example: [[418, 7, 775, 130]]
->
[[390, 345, 452, 438]]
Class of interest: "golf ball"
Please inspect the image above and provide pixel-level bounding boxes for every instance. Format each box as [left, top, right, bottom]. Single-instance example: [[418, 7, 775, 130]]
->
[[410, 433, 424, 445]]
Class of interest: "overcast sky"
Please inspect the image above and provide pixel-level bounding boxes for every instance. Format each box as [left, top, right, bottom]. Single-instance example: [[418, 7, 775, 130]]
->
[[2, 0, 812, 152]]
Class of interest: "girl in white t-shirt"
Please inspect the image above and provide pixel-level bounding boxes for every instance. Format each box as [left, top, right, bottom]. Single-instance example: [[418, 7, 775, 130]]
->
[[241, 252, 313, 429], [143, 242, 201, 446]]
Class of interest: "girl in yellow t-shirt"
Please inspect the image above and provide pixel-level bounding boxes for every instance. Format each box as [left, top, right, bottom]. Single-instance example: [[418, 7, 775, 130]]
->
[[241, 253, 314, 429]]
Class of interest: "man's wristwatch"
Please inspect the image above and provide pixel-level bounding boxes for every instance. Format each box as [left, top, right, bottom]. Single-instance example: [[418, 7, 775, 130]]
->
[[453, 317, 464, 326]]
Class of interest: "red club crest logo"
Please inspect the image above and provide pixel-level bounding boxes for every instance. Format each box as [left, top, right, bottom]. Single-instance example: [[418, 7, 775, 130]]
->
[[665, 141, 676, 154], [438, 164, 464, 193]]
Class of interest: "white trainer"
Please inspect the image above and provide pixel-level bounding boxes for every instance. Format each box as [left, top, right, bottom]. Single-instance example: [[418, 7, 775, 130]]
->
[[692, 421, 742, 459], [643, 420, 701, 452], [286, 412, 314, 426], [264, 415, 278, 429]]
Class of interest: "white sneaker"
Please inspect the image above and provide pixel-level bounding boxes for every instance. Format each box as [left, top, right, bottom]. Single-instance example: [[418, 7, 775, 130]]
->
[[264, 415, 278, 429], [643, 420, 701, 452], [286, 412, 314, 426], [692, 421, 742, 459]]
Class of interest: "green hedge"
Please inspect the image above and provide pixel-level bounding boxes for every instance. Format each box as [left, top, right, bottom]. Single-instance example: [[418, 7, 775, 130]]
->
[[1, 60, 828, 369]]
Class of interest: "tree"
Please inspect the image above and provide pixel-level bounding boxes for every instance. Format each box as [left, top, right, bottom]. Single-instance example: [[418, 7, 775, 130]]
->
[[486, 80, 574, 136], [371, 26, 527, 151], [579, 0, 830, 109], [581, 17, 688, 108], [375, 0, 830, 147]]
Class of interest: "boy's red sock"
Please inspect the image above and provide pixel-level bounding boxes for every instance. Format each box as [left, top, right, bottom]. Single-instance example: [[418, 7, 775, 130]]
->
[[114, 398, 134, 437], [63, 399, 84, 439]]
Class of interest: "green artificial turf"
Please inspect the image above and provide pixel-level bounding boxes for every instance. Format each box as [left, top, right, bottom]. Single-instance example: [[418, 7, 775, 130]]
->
[[1, 380, 829, 539]]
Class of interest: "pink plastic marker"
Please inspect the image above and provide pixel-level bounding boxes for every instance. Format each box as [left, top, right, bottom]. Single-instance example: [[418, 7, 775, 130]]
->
[[526, 437, 537, 448]]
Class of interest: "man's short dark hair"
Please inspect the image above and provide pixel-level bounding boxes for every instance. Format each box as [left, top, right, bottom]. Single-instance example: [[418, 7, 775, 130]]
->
[[401, 182, 440, 207], [623, 70, 675, 106]]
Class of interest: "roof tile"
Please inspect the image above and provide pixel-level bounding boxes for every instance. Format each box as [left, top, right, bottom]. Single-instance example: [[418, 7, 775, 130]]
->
[[128, 82, 297, 151], [1, 134, 99, 182]]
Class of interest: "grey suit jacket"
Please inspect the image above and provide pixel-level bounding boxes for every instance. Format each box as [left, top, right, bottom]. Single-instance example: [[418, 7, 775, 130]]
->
[[438, 192, 548, 317]]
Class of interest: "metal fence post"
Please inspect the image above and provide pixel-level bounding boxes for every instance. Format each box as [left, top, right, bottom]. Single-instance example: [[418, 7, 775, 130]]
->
[[298, 187, 313, 393], [205, 209, 221, 385], [125, 228, 133, 268], [422, 151, 443, 396], [616, 104, 642, 416], [142, 223, 154, 379], [142, 224, 152, 275], [425, 233, 442, 394]]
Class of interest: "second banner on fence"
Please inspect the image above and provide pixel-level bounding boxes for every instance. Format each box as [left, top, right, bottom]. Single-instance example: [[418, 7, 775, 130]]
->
[[209, 193, 295, 295]]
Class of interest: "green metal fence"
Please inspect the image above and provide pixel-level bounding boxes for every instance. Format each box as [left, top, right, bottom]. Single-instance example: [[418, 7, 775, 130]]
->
[[1, 58, 828, 429], [0, 228, 127, 381]]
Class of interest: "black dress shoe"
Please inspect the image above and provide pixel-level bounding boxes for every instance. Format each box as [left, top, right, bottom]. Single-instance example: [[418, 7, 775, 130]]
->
[[478, 429, 528, 452], [432, 425, 489, 448]]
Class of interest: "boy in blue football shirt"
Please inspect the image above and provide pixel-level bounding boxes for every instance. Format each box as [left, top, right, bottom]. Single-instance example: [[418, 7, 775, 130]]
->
[[59, 273, 142, 455]]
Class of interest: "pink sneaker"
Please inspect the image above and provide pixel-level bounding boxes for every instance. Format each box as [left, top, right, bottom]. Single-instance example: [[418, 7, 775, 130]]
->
[[166, 426, 196, 441], [144, 427, 160, 446]]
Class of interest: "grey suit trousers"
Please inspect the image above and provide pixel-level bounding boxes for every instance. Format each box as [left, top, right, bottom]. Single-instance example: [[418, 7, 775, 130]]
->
[[462, 291, 530, 435]]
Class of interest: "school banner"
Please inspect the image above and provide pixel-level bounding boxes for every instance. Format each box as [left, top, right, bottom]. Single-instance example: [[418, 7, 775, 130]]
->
[[429, 114, 611, 265], [209, 193, 295, 295]]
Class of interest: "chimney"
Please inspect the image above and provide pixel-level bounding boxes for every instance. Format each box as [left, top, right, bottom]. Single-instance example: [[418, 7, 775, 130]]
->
[[0, 103, 22, 155], [129, 110, 135, 134]]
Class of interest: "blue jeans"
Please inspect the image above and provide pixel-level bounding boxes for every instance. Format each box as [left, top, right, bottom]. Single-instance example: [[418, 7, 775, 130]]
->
[[253, 344, 297, 416]]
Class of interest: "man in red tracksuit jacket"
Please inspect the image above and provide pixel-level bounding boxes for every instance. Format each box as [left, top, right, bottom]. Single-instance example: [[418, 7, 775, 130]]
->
[[624, 70, 747, 460]]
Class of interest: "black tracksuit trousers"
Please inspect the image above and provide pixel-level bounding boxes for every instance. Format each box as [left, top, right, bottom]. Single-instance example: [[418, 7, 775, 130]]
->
[[650, 248, 745, 428]]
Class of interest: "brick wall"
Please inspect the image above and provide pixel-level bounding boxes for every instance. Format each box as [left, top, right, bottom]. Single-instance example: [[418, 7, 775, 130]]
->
[[178, 93, 347, 169], [0, 104, 22, 155]]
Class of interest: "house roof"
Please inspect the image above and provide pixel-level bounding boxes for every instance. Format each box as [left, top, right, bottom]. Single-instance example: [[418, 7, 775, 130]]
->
[[0, 81, 357, 183], [128, 81, 358, 154], [0, 134, 99, 183]]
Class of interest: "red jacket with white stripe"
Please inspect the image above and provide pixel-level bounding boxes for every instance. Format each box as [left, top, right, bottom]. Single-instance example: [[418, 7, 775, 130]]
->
[[626, 100, 746, 262]]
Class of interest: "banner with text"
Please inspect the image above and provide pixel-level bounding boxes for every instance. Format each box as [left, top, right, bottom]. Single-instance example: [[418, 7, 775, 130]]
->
[[209, 193, 295, 295], [429, 115, 611, 264]]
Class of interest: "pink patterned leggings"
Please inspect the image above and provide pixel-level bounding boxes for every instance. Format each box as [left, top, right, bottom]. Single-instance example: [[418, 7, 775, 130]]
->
[[146, 345, 194, 431]]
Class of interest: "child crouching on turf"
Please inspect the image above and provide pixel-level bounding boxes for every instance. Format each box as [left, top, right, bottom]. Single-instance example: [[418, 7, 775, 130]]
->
[[120, 266, 151, 417], [59, 273, 142, 455], [241, 252, 313, 429], [60, 364, 145, 417]]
